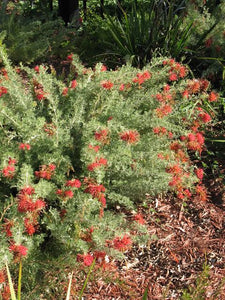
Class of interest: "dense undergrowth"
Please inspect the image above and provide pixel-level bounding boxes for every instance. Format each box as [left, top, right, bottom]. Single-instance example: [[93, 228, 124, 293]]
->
[[0, 0, 224, 299]]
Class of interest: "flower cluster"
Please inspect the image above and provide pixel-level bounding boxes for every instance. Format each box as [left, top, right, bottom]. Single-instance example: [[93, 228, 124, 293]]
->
[[94, 129, 109, 144], [0, 86, 7, 97], [19, 143, 31, 150], [132, 70, 151, 86], [101, 80, 114, 90], [163, 59, 187, 81], [87, 157, 107, 171], [111, 234, 132, 251], [35, 164, 56, 180], [17, 186, 46, 213], [9, 244, 28, 258], [84, 178, 106, 207], [119, 130, 140, 144], [1, 158, 17, 179]]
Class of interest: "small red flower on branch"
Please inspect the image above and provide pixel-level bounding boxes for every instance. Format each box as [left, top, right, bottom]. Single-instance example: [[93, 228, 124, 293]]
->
[[119, 130, 140, 144]]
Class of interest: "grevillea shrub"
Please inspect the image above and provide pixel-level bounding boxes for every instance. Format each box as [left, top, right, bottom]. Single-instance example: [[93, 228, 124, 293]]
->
[[0, 46, 219, 297]]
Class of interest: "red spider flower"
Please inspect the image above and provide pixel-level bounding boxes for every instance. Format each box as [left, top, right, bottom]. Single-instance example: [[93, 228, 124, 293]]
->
[[101, 80, 114, 90], [169, 73, 178, 81], [64, 190, 74, 198], [9, 244, 28, 257], [8, 158, 17, 165], [2, 165, 15, 179], [70, 80, 77, 89], [34, 65, 40, 73], [67, 53, 73, 61], [24, 218, 36, 235], [35, 164, 56, 180], [0, 270, 6, 283], [187, 79, 201, 94], [155, 104, 172, 118], [77, 253, 94, 266], [133, 70, 151, 85], [101, 65, 107, 72], [182, 90, 189, 98], [19, 143, 31, 150], [0, 86, 8, 97], [66, 179, 81, 188], [198, 112, 211, 123], [62, 87, 68, 96], [88, 144, 100, 152], [133, 213, 145, 225], [120, 130, 140, 144], [195, 168, 204, 181], [112, 234, 132, 251], [94, 129, 109, 144], [208, 91, 218, 102], [87, 157, 107, 171]]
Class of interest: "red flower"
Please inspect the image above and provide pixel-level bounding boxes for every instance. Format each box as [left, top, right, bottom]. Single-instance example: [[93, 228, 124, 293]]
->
[[77, 253, 94, 266], [2, 165, 15, 179], [19, 143, 31, 150], [208, 91, 218, 102], [169, 73, 178, 81], [133, 70, 151, 85], [101, 80, 114, 90], [112, 234, 132, 251], [0, 86, 8, 97], [64, 190, 74, 198], [196, 132, 204, 145], [88, 144, 100, 152], [0, 270, 6, 283], [195, 168, 204, 181], [101, 65, 107, 72], [198, 112, 211, 123], [67, 53, 73, 61], [120, 130, 140, 144], [119, 83, 125, 91], [199, 79, 209, 91], [182, 90, 189, 98], [70, 80, 77, 89], [9, 244, 28, 257], [133, 213, 145, 225], [95, 129, 109, 144], [155, 104, 172, 118], [35, 164, 56, 180], [34, 199, 46, 210], [62, 87, 68, 96], [24, 218, 36, 235], [34, 65, 40, 73], [8, 158, 17, 165], [3, 219, 14, 237], [66, 179, 81, 188], [87, 157, 108, 171], [35, 90, 47, 101]]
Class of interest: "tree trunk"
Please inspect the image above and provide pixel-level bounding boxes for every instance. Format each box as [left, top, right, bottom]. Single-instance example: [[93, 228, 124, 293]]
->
[[58, 0, 79, 26]]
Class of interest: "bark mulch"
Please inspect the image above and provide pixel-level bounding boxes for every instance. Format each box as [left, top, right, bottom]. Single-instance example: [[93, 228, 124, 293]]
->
[[80, 182, 225, 299]]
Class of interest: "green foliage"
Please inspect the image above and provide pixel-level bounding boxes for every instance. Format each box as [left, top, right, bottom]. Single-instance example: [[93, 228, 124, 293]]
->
[[181, 261, 225, 300], [0, 4, 78, 64], [0, 46, 220, 297], [104, 1, 193, 67]]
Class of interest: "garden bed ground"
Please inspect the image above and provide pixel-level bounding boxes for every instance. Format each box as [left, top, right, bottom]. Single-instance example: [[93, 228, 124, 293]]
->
[[74, 166, 225, 299]]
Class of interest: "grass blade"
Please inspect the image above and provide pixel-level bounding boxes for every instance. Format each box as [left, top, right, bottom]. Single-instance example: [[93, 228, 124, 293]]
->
[[17, 260, 22, 300], [5, 261, 17, 300], [66, 272, 73, 300], [79, 259, 96, 300]]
